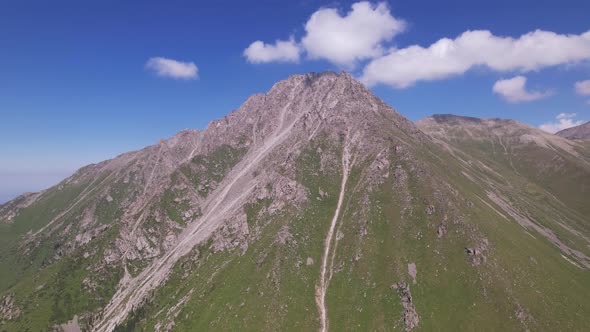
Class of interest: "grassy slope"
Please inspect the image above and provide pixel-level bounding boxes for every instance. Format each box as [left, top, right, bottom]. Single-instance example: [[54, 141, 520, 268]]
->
[[0, 171, 127, 330], [1, 131, 588, 331], [419, 143, 590, 331], [0, 143, 254, 331], [112, 136, 590, 331]]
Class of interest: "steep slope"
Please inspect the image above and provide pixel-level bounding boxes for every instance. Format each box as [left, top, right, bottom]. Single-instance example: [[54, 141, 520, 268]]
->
[[0, 75, 589, 332], [556, 121, 590, 140], [417, 114, 590, 265], [416, 114, 590, 217]]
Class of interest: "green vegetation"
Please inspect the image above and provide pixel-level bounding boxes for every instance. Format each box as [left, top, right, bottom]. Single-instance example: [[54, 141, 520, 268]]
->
[[1, 116, 589, 332], [180, 144, 247, 197]]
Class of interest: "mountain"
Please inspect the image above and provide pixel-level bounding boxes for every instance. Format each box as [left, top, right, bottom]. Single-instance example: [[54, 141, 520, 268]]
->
[[556, 121, 590, 140], [416, 114, 590, 216], [0, 73, 589, 332]]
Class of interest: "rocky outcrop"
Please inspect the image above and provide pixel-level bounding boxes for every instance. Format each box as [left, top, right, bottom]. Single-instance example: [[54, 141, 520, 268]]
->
[[407, 263, 417, 284], [464, 236, 489, 267], [0, 293, 21, 322], [0, 192, 41, 224], [392, 283, 420, 331]]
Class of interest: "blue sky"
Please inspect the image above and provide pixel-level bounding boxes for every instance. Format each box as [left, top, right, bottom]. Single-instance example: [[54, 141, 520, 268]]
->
[[1, 0, 589, 202]]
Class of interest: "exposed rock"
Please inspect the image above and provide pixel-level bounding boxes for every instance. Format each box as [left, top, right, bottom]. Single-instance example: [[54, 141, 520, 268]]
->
[[267, 175, 307, 213], [60, 315, 81, 332], [394, 165, 408, 188], [437, 224, 447, 238], [0, 292, 21, 321], [365, 149, 391, 190], [465, 238, 488, 266], [275, 225, 295, 246], [392, 283, 420, 331], [425, 205, 436, 215], [75, 224, 110, 248], [515, 303, 535, 329], [0, 192, 41, 224], [306, 257, 314, 266], [437, 213, 448, 238], [211, 213, 250, 253], [408, 263, 417, 284]]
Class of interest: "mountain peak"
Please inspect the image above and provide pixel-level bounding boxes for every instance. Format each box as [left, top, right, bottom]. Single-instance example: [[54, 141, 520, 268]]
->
[[284, 70, 353, 83], [268, 71, 360, 96], [4, 76, 590, 332]]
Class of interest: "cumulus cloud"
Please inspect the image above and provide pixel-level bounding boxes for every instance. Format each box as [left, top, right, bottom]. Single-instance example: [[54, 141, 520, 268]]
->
[[361, 29, 590, 88], [539, 113, 584, 133], [243, 38, 301, 63], [243, 1, 404, 67], [146, 57, 198, 79], [301, 1, 405, 67], [242, 2, 590, 90], [575, 80, 590, 95], [492, 76, 552, 103]]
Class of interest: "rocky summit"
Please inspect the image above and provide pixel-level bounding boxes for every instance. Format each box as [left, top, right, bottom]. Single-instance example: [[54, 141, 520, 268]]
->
[[0, 72, 589, 331]]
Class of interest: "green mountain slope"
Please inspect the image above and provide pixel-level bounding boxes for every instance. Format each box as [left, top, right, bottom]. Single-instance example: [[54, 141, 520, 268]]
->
[[0, 74, 589, 331]]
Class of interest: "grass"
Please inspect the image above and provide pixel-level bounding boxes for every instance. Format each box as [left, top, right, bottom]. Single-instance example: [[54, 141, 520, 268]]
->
[[2, 126, 589, 331]]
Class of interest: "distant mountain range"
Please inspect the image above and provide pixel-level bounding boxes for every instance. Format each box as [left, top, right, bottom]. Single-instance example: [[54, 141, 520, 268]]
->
[[1, 72, 588, 331], [557, 121, 590, 140]]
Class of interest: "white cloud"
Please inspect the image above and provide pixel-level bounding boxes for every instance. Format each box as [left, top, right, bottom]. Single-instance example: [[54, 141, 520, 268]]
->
[[301, 1, 405, 67], [243, 38, 301, 63], [557, 112, 577, 120], [243, 1, 404, 67], [146, 57, 198, 79], [575, 80, 590, 95], [492, 76, 552, 103], [539, 113, 584, 133], [361, 29, 590, 88]]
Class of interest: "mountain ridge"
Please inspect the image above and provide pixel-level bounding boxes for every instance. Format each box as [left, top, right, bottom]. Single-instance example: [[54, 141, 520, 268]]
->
[[0, 72, 589, 332], [556, 121, 590, 140]]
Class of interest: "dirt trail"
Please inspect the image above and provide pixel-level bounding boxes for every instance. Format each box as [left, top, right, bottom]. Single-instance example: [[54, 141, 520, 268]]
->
[[316, 141, 352, 332]]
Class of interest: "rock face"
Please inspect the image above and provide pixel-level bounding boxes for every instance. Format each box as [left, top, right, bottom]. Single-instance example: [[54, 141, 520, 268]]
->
[[392, 283, 419, 331], [0, 74, 589, 332], [0, 293, 20, 321], [556, 121, 590, 140]]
